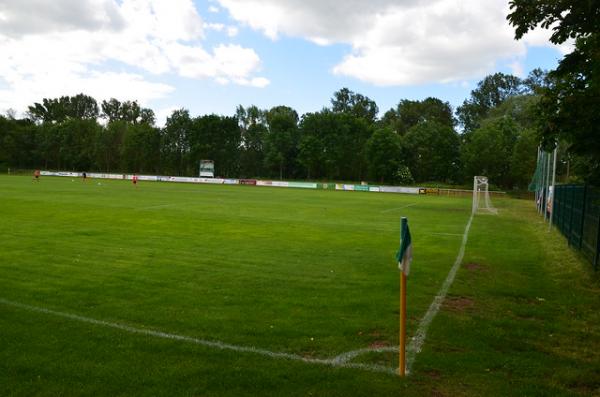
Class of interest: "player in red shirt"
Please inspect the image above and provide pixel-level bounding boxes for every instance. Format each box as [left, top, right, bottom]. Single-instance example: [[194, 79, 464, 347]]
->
[[132, 174, 138, 187]]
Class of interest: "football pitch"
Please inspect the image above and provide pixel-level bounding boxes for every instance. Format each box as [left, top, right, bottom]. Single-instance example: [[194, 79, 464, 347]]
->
[[1, 175, 598, 396]]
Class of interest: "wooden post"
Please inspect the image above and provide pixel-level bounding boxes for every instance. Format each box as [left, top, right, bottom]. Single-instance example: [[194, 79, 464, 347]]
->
[[399, 272, 406, 376]]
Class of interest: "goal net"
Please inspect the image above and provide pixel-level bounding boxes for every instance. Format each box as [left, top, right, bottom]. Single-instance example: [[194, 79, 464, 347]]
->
[[472, 176, 497, 214]]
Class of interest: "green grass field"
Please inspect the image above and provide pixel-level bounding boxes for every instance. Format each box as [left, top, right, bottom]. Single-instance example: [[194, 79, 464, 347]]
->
[[1, 175, 598, 396]]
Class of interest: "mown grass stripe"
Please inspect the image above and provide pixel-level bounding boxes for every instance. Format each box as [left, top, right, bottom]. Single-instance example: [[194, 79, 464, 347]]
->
[[405, 211, 475, 373]]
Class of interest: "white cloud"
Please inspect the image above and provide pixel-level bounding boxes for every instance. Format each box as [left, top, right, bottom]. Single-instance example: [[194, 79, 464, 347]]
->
[[0, 0, 125, 37], [205, 22, 225, 32], [521, 26, 574, 55], [508, 60, 525, 78], [154, 105, 180, 127], [0, 0, 268, 115], [217, 0, 567, 86], [227, 26, 239, 37], [208, 5, 220, 13], [204, 22, 239, 38], [0, 67, 174, 116]]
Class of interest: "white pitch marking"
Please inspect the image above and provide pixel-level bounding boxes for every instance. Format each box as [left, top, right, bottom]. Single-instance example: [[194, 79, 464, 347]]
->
[[332, 346, 397, 364], [405, 211, 474, 373], [380, 203, 417, 213], [138, 203, 178, 210], [0, 298, 396, 375]]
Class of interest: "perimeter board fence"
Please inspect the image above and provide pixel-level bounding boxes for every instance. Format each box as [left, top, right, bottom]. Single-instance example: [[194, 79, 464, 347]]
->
[[553, 184, 600, 270]]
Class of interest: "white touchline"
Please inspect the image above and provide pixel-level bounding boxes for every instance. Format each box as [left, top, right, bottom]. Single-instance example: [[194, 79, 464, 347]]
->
[[405, 211, 475, 373], [0, 298, 396, 376], [380, 203, 417, 213]]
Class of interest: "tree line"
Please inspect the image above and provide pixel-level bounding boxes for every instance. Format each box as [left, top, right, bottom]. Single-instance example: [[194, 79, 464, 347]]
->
[[0, 67, 592, 189], [0, 72, 552, 189], [1, 0, 596, 189], [507, 0, 599, 185]]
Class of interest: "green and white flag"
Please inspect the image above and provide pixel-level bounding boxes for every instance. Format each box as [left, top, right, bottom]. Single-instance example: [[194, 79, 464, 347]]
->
[[396, 217, 412, 276]]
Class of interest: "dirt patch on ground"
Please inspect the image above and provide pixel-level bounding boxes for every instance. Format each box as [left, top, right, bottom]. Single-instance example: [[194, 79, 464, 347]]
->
[[368, 340, 390, 349], [368, 330, 383, 338], [443, 296, 475, 312], [424, 369, 442, 379], [463, 262, 488, 272], [300, 350, 317, 359]]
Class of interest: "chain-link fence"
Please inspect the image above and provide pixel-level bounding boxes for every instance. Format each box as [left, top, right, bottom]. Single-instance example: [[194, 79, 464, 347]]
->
[[553, 185, 600, 270]]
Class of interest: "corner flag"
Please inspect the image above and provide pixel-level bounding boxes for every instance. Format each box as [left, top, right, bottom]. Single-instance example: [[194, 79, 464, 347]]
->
[[395, 217, 412, 376], [396, 217, 412, 276]]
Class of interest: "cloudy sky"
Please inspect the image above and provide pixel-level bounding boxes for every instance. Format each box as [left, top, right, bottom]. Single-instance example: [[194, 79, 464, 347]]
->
[[0, 0, 567, 124]]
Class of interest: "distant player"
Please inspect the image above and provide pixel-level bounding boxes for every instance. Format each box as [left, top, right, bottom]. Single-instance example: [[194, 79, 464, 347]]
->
[[33, 169, 40, 182], [82, 172, 87, 182], [132, 174, 138, 187]]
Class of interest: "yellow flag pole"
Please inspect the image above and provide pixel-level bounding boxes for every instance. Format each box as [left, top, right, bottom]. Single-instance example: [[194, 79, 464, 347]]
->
[[399, 270, 406, 377]]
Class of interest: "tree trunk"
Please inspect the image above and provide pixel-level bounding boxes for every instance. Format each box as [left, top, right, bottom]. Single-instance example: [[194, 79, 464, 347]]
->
[[279, 160, 283, 180]]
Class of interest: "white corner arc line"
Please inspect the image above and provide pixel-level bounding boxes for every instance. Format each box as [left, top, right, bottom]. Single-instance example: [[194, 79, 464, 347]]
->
[[0, 298, 396, 375], [332, 346, 398, 364], [405, 211, 474, 373]]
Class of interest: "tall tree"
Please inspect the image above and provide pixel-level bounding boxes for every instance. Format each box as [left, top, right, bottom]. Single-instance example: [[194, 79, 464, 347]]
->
[[162, 109, 192, 176], [365, 127, 402, 183], [456, 73, 523, 133], [264, 106, 299, 179], [461, 117, 519, 188], [28, 94, 98, 123], [403, 121, 461, 183], [510, 128, 539, 189], [0, 117, 38, 169], [120, 122, 161, 173], [96, 120, 126, 172], [331, 88, 379, 123], [102, 98, 155, 125], [69, 94, 99, 120], [237, 105, 267, 178], [56, 118, 100, 170], [382, 97, 454, 134], [101, 98, 122, 123], [298, 110, 372, 180], [509, 1, 600, 183]]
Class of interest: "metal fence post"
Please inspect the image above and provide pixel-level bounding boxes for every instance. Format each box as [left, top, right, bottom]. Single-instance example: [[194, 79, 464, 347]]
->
[[579, 185, 587, 249], [596, 192, 600, 271]]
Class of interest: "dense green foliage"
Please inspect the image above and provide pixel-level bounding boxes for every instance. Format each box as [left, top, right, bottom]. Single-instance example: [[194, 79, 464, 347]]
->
[[508, 0, 600, 184], [1, 176, 598, 396], [403, 121, 461, 183], [0, 81, 545, 188]]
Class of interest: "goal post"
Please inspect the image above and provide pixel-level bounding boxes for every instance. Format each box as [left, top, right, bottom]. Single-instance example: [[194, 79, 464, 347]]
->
[[473, 176, 497, 214]]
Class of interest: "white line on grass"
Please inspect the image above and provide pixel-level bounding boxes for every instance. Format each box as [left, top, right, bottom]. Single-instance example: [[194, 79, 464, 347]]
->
[[137, 203, 178, 210], [405, 211, 475, 373], [332, 346, 397, 364], [0, 209, 475, 376], [0, 297, 396, 376], [380, 203, 417, 213]]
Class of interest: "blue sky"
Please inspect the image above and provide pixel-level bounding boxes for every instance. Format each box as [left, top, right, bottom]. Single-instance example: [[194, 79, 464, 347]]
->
[[0, 0, 568, 124]]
